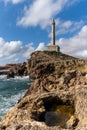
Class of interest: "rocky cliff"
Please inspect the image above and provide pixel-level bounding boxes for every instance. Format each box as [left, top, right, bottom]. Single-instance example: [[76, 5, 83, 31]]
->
[[6, 62, 28, 78], [0, 62, 28, 78], [0, 51, 87, 130]]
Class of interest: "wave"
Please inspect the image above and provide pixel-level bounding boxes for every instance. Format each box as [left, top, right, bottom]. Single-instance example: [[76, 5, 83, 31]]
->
[[0, 74, 31, 121], [0, 75, 29, 81], [0, 75, 7, 79], [0, 90, 26, 121], [14, 76, 29, 80]]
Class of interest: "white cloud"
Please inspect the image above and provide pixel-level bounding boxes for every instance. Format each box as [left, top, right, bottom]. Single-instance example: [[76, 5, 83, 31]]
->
[[22, 43, 35, 58], [0, 38, 22, 57], [62, 21, 72, 28], [17, 0, 78, 28], [57, 25, 87, 58], [48, 19, 84, 38], [3, 0, 24, 4], [35, 42, 45, 51], [56, 19, 84, 35], [0, 38, 34, 65], [0, 37, 46, 65], [0, 24, 87, 65]]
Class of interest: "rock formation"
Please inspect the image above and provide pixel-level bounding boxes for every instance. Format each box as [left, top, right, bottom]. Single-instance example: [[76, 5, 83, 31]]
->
[[0, 64, 13, 75], [7, 62, 28, 78], [0, 63, 28, 78], [0, 51, 87, 130]]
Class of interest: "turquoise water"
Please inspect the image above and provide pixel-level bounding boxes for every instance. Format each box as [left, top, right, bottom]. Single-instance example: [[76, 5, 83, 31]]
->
[[0, 75, 31, 121]]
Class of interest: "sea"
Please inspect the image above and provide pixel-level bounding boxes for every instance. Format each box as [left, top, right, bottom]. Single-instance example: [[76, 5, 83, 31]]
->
[[0, 75, 32, 122]]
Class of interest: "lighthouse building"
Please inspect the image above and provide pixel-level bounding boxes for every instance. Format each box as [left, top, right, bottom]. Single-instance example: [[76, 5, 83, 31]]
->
[[46, 19, 60, 52]]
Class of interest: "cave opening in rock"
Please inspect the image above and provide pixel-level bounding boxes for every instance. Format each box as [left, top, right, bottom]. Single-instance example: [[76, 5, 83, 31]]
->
[[35, 96, 75, 127], [38, 96, 63, 122]]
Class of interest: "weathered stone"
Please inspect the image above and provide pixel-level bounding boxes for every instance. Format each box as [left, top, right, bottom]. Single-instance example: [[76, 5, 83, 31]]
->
[[6, 62, 28, 78], [66, 116, 78, 129], [7, 70, 14, 78], [0, 51, 87, 130]]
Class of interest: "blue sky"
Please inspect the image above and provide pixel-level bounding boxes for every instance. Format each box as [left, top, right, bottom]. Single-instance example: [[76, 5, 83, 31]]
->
[[0, 0, 87, 65]]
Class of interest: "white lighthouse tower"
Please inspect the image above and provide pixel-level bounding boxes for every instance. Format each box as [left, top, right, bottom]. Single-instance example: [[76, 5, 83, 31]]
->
[[46, 19, 60, 52]]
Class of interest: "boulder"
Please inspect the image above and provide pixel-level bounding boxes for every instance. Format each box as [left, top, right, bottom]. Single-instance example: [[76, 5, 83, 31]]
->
[[7, 70, 14, 78], [6, 62, 28, 78]]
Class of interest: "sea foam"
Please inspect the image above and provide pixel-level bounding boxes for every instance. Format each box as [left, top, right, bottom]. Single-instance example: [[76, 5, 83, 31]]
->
[[0, 75, 31, 122]]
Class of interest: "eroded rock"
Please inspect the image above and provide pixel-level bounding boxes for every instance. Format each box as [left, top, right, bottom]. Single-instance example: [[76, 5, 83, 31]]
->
[[0, 51, 87, 130]]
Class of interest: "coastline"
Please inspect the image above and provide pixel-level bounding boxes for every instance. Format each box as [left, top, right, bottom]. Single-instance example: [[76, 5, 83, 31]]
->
[[0, 75, 30, 122], [0, 51, 87, 130]]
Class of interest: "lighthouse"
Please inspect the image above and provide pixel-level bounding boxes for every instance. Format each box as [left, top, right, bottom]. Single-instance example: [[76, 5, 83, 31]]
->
[[46, 19, 60, 52], [52, 19, 55, 45]]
